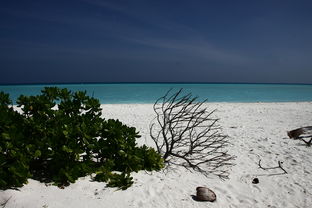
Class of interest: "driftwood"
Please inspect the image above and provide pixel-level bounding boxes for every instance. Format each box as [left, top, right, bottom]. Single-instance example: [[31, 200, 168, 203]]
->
[[258, 159, 287, 175], [287, 126, 312, 146]]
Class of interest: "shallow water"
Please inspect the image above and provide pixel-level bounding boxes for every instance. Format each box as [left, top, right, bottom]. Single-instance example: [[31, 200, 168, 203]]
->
[[0, 83, 311, 103]]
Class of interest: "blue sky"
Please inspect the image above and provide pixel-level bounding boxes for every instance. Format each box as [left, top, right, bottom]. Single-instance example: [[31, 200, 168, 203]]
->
[[0, 0, 312, 84]]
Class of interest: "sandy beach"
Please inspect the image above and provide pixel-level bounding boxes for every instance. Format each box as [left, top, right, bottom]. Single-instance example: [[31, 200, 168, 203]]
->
[[1, 102, 312, 208]]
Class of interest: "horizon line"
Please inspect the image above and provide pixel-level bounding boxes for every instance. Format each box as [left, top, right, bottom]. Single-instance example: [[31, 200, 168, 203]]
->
[[0, 81, 312, 86]]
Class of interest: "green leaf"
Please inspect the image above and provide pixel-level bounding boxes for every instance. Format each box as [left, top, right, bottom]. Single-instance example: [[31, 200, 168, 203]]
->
[[62, 130, 69, 137], [1, 133, 10, 139], [62, 145, 73, 153], [34, 150, 41, 158]]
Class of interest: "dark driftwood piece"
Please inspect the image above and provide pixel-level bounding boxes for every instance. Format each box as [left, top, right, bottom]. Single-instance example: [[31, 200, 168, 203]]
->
[[299, 137, 312, 146], [150, 89, 235, 179], [258, 159, 287, 175], [288, 126, 312, 146]]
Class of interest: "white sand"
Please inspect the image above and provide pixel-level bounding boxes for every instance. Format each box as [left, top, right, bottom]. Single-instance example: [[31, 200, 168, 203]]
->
[[1, 102, 312, 208]]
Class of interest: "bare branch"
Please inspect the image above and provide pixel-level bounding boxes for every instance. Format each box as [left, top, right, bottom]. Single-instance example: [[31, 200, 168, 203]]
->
[[258, 159, 287, 175], [150, 89, 236, 179], [299, 137, 312, 146]]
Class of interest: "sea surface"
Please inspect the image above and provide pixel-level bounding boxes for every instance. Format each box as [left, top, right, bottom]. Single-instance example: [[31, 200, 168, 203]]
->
[[0, 83, 312, 104]]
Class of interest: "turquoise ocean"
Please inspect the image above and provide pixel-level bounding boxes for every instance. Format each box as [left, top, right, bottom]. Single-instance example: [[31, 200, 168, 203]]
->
[[0, 83, 312, 104]]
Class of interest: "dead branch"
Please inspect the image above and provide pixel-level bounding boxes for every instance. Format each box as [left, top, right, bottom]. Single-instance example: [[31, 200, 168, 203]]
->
[[299, 137, 312, 146], [287, 126, 312, 146], [258, 159, 287, 175], [150, 88, 235, 179]]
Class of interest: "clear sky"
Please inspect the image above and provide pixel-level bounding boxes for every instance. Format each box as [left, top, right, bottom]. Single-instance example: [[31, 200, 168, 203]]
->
[[1, 0, 312, 84]]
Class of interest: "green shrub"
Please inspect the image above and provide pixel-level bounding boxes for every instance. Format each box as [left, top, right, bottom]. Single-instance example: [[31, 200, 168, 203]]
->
[[0, 87, 163, 190], [0, 92, 31, 188]]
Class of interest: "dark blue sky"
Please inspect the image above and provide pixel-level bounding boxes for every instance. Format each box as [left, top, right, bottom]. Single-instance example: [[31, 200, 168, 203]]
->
[[1, 0, 312, 84]]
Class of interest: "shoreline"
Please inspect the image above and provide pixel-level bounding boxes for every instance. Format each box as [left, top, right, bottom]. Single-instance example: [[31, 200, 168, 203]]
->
[[100, 101, 312, 104]]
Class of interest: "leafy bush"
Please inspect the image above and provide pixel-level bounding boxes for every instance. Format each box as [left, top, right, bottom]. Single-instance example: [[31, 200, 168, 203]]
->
[[0, 92, 31, 188], [0, 87, 163, 190]]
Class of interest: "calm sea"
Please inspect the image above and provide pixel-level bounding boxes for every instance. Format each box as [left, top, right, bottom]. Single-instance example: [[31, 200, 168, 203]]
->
[[0, 83, 311, 104]]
